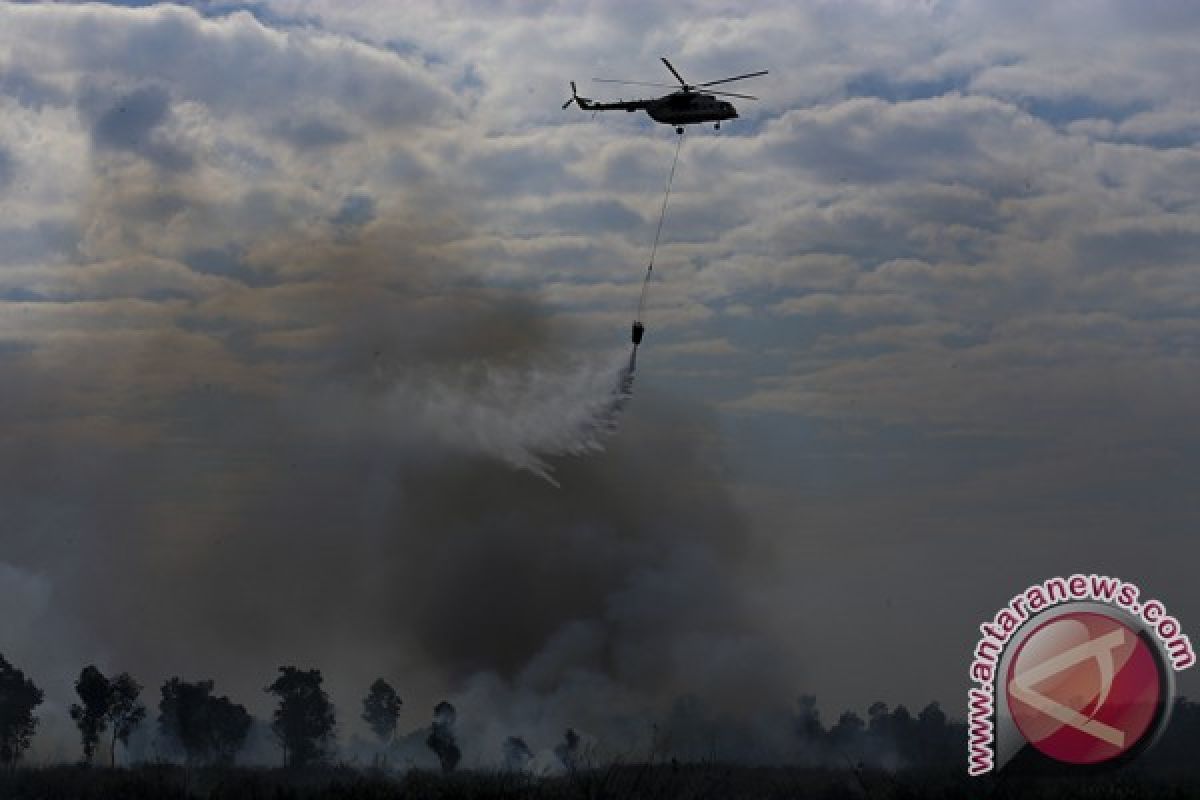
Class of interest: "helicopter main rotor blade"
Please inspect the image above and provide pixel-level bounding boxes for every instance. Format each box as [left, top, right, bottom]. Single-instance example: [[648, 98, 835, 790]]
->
[[661, 57, 688, 88], [707, 89, 758, 100], [698, 70, 769, 88], [592, 79, 679, 88]]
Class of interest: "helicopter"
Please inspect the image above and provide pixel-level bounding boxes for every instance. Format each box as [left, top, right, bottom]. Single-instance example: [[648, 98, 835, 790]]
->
[[562, 57, 767, 133]]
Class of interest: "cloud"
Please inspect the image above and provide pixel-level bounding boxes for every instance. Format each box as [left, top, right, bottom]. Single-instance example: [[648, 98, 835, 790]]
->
[[1075, 215, 1200, 270], [330, 193, 376, 227], [0, 64, 71, 111], [0, 144, 13, 189], [272, 116, 354, 150], [0, 219, 79, 266], [84, 84, 195, 171]]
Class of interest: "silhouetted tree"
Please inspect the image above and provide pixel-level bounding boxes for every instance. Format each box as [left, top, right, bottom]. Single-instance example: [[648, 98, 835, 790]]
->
[[503, 736, 533, 772], [426, 701, 460, 773], [794, 694, 824, 739], [866, 701, 889, 738], [208, 695, 252, 766], [914, 701, 953, 765], [159, 677, 251, 767], [555, 728, 583, 773], [69, 665, 110, 765], [0, 654, 43, 772], [104, 673, 146, 768], [889, 704, 916, 762], [159, 678, 217, 766], [829, 710, 865, 758], [864, 701, 894, 765], [361, 678, 401, 765], [265, 667, 336, 768], [1146, 696, 1200, 772]]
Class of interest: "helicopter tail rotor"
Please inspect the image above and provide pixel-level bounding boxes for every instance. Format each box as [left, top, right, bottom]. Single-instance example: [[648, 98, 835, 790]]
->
[[562, 81, 580, 110]]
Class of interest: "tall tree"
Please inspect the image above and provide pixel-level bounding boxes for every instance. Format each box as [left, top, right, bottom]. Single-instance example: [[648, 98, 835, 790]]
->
[[104, 673, 146, 768], [889, 705, 916, 763], [554, 728, 582, 773], [208, 695, 253, 766], [0, 654, 44, 772], [158, 678, 251, 767], [914, 701, 951, 766], [866, 701, 890, 740], [159, 678, 217, 765], [828, 710, 865, 755], [426, 701, 460, 773], [265, 667, 335, 768], [69, 665, 110, 765], [361, 678, 401, 764], [794, 694, 824, 740], [503, 736, 533, 772]]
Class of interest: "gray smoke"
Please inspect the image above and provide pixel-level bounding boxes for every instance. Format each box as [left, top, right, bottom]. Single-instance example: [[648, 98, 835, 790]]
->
[[1, 93, 793, 767]]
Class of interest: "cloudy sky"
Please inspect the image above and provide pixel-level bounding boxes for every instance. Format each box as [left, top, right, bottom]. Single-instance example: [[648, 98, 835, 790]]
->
[[1, 0, 1199, 764]]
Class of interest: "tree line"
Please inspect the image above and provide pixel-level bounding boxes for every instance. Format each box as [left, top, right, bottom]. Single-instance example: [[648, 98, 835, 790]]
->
[[4, 652, 1200, 772], [0, 655, 413, 771]]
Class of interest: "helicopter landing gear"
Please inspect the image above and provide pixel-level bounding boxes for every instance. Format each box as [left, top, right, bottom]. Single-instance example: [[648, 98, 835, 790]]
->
[[675, 126, 684, 135]]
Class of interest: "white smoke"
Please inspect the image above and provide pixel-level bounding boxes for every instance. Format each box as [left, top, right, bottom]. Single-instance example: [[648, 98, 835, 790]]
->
[[320, 346, 638, 485]]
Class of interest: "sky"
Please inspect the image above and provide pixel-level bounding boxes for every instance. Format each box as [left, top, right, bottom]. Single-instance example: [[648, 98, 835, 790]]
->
[[1, 0, 1199, 766]]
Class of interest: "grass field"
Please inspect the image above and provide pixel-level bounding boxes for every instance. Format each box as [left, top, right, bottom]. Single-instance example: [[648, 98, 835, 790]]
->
[[0, 763, 1196, 800]]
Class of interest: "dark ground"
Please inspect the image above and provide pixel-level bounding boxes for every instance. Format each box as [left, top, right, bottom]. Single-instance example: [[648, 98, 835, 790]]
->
[[2, 764, 1200, 800]]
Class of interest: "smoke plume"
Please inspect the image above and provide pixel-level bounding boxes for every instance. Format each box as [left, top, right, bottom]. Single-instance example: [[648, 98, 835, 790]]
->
[[0, 41, 792, 766]]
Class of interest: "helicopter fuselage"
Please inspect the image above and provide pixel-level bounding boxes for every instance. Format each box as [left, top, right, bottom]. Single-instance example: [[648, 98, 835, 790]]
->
[[646, 92, 738, 125], [571, 91, 737, 127]]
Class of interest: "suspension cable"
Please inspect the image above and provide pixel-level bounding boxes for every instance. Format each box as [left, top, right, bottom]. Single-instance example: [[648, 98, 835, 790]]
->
[[636, 131, 685, 322]]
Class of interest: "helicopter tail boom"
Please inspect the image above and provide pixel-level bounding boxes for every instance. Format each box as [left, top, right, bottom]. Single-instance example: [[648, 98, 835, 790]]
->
[[563, 81, 599, 111], [563, 81, 647, 113]]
